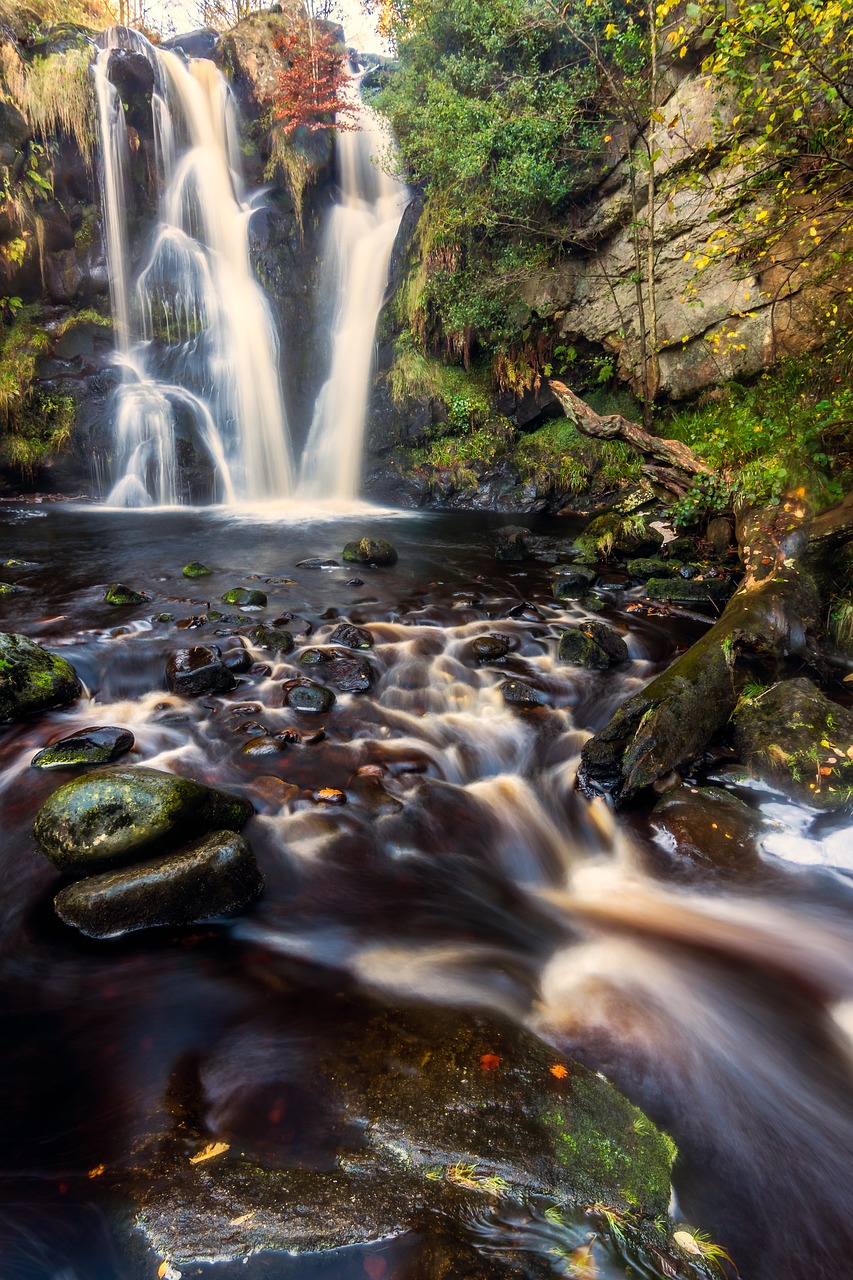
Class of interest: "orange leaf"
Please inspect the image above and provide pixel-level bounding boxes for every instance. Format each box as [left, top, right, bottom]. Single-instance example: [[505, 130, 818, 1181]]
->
[[189, 1141, 229, 1164], [819, 766, 833, 776], [480, 1053, 501, 1071], [550, 1063, 569, 1079], [88, 1164, 106, 1179]]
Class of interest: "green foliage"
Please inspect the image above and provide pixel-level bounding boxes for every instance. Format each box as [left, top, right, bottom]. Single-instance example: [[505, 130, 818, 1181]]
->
[[0, 43, 95, 162], [0, 306, 76, 477], [515, 418, 643, 494]]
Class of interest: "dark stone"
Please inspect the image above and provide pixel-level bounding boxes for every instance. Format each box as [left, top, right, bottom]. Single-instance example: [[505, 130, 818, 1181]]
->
[[650, 786, 764, 876], [470, 635, 509, 662], [249, 625, 294, 653], [594, 572, 630, 592], [221, 587, 267, 607], [32, 726, 134, 770], [166, 647, 237, 697], [494, 525, 530, 561], [500, 680, 546, 707], [0, 582, 25, 595], [706, 516, 735, 555], [282, 680, 336, 713], [626, 558, 677, 581], [645, 577, 734, 604], [731, 677, 853, 811], [299, 648, 328, 666], [328, 622, 373, 649], [105, 583, 151, 606], [162, 27, 220, 59], [678, 564, 698, 579], [296, 557, 338, 569], [342, 537, 398, 566], [222, 642, 252, 673], [183, 561, 212, 577], [33, 766, 253, 873], [53, 830, 264, 938], [0, 632, 81, 723], [559, 621, 628, 669], [325, 652, 373, 693], [553, 569, 596, 599], [241, 735, 285, 756]]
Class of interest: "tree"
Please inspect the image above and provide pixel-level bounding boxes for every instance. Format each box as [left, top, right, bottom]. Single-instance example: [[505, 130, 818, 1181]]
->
[[272, 25, 357, 135]]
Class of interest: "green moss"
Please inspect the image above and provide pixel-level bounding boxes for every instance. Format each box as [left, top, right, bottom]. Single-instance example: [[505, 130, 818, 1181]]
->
[[515, 419, 643, 496]]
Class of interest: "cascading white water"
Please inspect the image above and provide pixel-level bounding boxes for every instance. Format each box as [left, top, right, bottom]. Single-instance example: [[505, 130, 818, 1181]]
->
[[94, 28, 294, 506], [299, 83, 408, 499]]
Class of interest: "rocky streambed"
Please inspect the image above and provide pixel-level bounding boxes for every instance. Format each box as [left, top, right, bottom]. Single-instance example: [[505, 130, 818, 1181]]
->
[[1, 503, 852, 1280]]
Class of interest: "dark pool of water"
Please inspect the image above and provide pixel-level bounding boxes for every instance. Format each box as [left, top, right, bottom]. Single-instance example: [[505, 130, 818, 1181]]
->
[[1, 504, 852, 1280]]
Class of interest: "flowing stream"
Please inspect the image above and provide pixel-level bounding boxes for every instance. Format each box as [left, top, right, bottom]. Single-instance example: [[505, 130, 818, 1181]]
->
[[1, 507, 852, 1279]]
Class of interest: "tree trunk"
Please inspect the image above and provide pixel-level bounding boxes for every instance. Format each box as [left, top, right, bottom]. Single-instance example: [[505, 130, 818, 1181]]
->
[[575, 494, 848, 805]]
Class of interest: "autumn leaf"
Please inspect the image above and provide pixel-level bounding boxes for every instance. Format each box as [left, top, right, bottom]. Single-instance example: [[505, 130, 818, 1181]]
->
[[189, 1142, 230, 1164], [88, 1164, 105, 1179], [550, 1063, 569, 1079], [480, 1053, 501, 1071]]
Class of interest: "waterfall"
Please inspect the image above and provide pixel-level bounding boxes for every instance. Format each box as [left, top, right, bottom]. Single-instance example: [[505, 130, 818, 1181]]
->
[[94, 27, 295, 506], [298, 83, 408, 500]]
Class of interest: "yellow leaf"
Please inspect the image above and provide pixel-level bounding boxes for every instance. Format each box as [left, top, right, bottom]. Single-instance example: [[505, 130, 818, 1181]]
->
[[604, 22, 617, 37], [189, 1141, 230, 1164], [680, 44, 687, 56], [88, 1164, 106, 1179], [229, 1210, 256, 1226]]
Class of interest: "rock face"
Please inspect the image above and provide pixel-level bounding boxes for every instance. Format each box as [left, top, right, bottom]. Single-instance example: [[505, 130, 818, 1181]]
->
[[33, 766, 253, 872], [0, 632, 81, 722], [124, 1001, 677, 1267], [731, 677, 853, 810], [53, 830, 264, 938], [31, 725, 134, 769]]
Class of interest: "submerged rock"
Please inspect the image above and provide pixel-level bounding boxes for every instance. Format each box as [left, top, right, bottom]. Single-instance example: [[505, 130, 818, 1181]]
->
[[470, 635, 509, 662], [53, 830, 264, 938], [501, 679, 546, 707], [0, 632, 81, 723], [282, 679, 336, 713], [325, 651, 373, 693], [166, 646, 237, 697], [124, 1000, 676, 1267], [650, 785, 764, 876], [328, 622, 373, 649], [731, 677, 853, 810], [32, 726, 134, 770], [33, 766, 253, 873], [183, 561, 212, 577], [221, 587, 267, 607], [104, 583, 151, 606], [559, 622, 628, 669], [342, 537, 398, 566]]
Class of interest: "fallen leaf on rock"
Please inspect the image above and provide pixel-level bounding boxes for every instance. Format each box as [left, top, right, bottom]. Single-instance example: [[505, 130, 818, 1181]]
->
[[189, 1141, 229, 1164], [229, 1210, 255, 1226], [550, 1063, 569, 1079], [479, 1053, 501, 1071]]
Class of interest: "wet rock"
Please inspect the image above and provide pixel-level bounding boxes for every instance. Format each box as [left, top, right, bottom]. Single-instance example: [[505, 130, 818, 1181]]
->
[[731, 677, 853, 811], [0, 632, 81, 723], [241, 735, 285, 757], [553, 568, 596, 599], [296, 557, 338, 569], [559, 622, 628, 669], [104, 583, 151, 606], [347, 577, 364, 587], [183, 561, 212, 577], [222, 642, 252, 673], [249, 624, 294, 653], [33, 766, 253, 873], [299, 647, 329, 665], [248, 776, 301, 810], [325, 652, 373, 693], [645, 577, 734, 604], [328, 622, 373, 649], [494, 525, 530, 561], [282, 679, 336, 713], [53, 830, 264, 938], [32, 726, 134, 770], [650, 785, 764, 876], [470, 635, 509, 662], [626, 557, 677, 581], [166, 646, 237, 697], [152, 613, 174, 624], [594, 572, 630, 593], [342, 537, 398, 567], [705, 516, 735, 555], [127, 1000, 675, 1266], [500, 679, 546, 707], [221, 587, 267, 607], [313, 787, 346, 805], [0, 582, 25, 595], [578, 513, 654, 559]]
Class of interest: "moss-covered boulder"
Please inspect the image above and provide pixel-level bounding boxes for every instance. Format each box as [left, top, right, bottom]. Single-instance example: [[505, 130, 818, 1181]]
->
[[53, 830, 264, 938], [559, 622, 628, 669], [123, 1001, 677, 1268], [645, 577, 734, 604], [342, 537, 398, 567], [626, 557, 678, 581], [731, 677, 853, 810], [221, 586, 267, 607], [576, 513, 655, 561], [0, 632, 81, 723], [104, 583, 150, 606], [31, 725, 134, 770], [182, 561, 212, 578], [33, 766, 253, 873]]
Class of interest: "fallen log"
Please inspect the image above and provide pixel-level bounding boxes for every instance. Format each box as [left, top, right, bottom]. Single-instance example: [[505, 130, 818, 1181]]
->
[[577, 496, 828, 804]]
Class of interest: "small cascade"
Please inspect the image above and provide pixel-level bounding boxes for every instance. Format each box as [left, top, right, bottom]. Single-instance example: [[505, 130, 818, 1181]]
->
[[299, 82, 408, 500], [94, 28, 294, 506]]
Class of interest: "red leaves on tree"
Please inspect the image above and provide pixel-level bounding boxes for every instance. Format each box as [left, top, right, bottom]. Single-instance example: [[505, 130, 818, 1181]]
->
[[272, 27, 359, 135]]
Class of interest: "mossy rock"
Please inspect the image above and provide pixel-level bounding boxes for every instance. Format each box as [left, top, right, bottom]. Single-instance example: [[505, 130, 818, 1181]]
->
[[645, 577, 734, 604], [33, 766, 253, 873], [328, 622, 373, 649], [282, 679, 336, 713], [0, 582, 26, 595], [105, 583, 151, 606], [0, 632, 81, 723], [576, 513, 654, 561], [342, 537, 398, 566], [559, 622, 628, 669], [221, 587, 267, 607], [123, 1000, 676, 1267], [626, 558, 679, 581], [183, 561, 212, 578], [731, 677, 853, 810], [553, 568, 596, 600], [31, 725, 134, 770], [53, 830, 264, 938], [248, 624, 294, 653]]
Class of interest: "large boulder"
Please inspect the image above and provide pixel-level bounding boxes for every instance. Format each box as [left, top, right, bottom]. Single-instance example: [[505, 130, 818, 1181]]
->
[[0, 632, 81, 723], [53, 830, 264, 937], [33, 766, 253, 873]]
